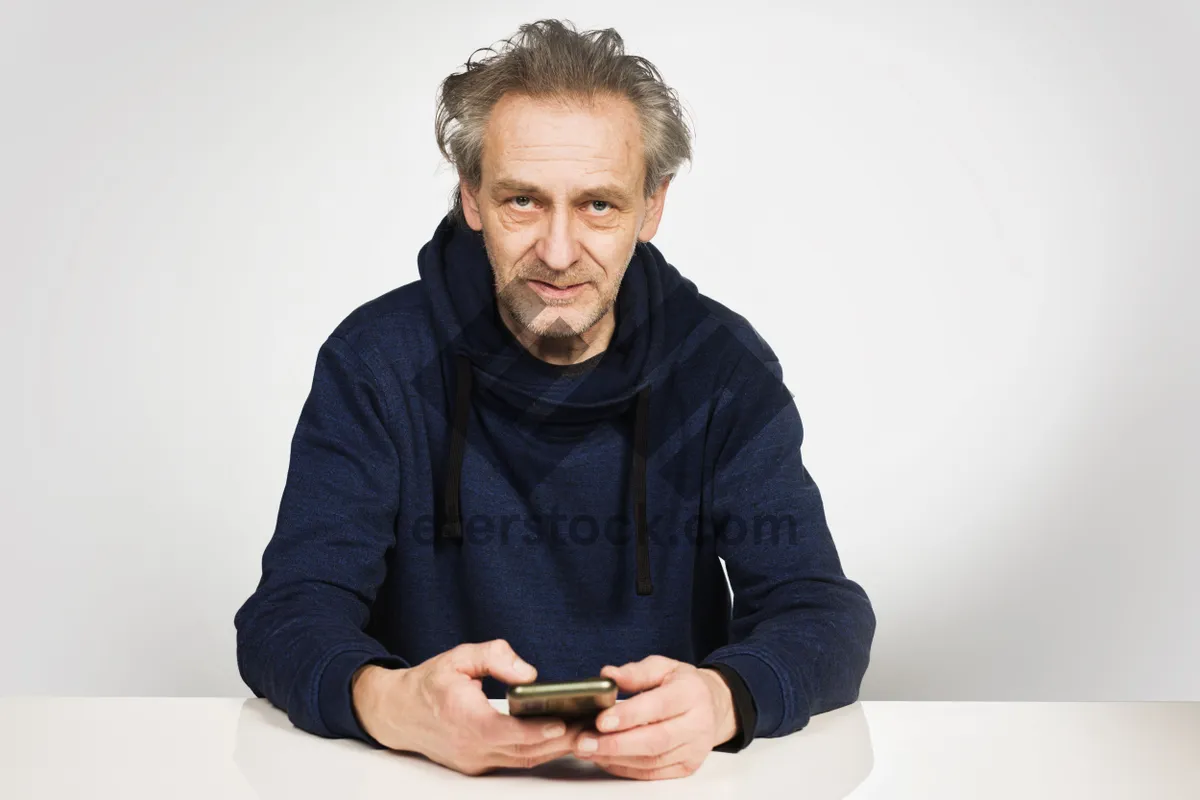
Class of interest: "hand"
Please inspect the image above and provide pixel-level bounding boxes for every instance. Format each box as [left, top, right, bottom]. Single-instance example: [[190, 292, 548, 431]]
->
[[572, 655, 739, 780], [351, 639, 585, 776]]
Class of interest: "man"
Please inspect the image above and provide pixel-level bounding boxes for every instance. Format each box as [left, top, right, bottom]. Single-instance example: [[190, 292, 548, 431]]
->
[[234, 19, 875, 781]]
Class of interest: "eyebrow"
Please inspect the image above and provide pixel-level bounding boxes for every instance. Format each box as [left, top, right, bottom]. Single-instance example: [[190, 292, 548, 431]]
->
[[491, 177, 636, 206]]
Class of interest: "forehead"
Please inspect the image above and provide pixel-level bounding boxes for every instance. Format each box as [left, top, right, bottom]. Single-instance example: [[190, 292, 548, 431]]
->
[[481, 92, 644, 190]]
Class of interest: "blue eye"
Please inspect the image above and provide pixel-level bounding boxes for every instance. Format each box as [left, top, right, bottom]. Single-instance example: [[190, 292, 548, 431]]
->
[[507, 196, 613, 213]]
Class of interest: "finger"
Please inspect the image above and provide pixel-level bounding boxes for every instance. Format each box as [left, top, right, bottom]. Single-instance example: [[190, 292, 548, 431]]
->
[[600, 655, 678, 693], [588, 741, 691, 769], [451, 639, 537, 684], [593, 760, 696, 781], [594, 680, 690, 733], [488, 746, 577, 772], [576, 712, 692, 759], [441, 681, 564, 747], [443, 679, 507, 725], [495, 725, 581, 760], [487, 722, 589, 772], [480, 710, 574, 747]]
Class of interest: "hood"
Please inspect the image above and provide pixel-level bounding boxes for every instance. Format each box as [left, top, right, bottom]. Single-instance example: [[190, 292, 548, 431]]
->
[[416, 213, 704, 596]]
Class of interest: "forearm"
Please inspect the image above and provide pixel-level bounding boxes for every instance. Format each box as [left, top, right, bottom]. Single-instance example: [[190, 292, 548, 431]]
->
[[705, 335, 876, 739], [702, 578, 875, 738], [234, 333, 409, 742], [234, 584, 408, 741]]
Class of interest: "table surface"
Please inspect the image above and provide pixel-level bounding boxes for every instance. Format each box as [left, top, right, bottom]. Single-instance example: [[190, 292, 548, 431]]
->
[[1, 697, 1197, 799]]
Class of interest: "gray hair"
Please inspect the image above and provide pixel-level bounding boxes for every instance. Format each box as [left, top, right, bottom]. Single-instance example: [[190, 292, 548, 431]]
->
[[434, 19, 694, 225]]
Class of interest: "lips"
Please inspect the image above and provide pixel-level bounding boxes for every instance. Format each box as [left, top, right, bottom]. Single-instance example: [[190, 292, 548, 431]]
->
[[528, 279, 586, 300]]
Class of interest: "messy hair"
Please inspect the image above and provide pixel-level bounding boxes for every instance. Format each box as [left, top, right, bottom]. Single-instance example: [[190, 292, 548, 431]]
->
[[434, 18, 694, 224]]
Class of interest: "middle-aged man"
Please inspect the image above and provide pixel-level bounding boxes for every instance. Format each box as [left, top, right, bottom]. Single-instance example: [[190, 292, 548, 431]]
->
[[235, 18, 876, 781]]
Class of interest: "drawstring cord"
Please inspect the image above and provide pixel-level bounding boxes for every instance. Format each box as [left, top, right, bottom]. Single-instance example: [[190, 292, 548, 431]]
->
[[439, 352, 653, 596], [630, 385, 652, 596], [439, 353, 473, 540]]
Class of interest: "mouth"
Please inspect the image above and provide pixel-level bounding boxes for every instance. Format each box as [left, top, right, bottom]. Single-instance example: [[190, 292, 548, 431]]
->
[[527, 279, 587, 300]]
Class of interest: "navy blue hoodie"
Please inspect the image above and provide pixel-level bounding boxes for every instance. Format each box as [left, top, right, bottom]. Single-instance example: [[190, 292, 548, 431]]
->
[[234, 212, 875, 751]]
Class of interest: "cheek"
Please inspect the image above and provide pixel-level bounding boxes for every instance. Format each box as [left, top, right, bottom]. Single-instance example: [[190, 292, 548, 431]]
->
[[496, 260, 526, 288], [596, 268, 624, 297]]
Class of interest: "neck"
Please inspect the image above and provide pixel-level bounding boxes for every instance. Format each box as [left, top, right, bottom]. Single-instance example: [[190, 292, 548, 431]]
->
[[498, 304, 615, 366]]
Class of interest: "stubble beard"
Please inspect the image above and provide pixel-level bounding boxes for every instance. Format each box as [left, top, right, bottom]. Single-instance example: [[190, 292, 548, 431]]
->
[[485, 236, 624, 340]]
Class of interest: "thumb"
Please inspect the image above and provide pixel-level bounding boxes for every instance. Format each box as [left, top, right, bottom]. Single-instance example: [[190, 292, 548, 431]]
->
[[601, 655, 679, 693], [452, 639, 538, 684]]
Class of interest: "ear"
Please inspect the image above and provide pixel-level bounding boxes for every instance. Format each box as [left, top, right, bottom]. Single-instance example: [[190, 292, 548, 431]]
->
[[637, 177, 671, 242], [459, 177, 484, 231]]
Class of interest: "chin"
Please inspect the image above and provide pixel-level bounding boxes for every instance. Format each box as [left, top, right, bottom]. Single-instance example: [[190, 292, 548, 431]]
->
[[524, 308, 600, 338]]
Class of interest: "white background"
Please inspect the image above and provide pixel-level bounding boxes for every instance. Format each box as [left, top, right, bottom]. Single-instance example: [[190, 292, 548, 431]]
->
[[3, 1, 1197, 701]]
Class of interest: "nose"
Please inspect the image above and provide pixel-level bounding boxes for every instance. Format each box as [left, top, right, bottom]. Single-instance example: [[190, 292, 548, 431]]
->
[[535, 212, 582, 273]]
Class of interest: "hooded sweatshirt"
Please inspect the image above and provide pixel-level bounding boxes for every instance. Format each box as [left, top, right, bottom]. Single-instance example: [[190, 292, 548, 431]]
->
[[234, 212, 876, 752]]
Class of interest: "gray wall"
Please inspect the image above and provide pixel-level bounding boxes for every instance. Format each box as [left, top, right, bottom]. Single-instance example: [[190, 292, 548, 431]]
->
[[3, 0, 1197, 700]]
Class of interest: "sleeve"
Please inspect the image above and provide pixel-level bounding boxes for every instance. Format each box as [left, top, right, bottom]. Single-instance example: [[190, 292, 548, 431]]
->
[[697, 328, 876, 747], [233, 334, 410, 748]]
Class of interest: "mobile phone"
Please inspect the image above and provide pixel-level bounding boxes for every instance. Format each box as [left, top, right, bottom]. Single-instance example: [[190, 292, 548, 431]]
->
[[506, 676, 617, 721]]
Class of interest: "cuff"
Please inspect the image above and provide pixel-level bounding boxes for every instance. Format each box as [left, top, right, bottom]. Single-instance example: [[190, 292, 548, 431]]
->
[[699, 662, 758, 752], [317, 649, 409, 747], [699, 651, 784, 739]]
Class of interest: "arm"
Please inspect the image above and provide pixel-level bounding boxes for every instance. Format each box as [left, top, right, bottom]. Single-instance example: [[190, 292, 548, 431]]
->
[[233, 335, 408, 747], [697, 328, 876, 748]]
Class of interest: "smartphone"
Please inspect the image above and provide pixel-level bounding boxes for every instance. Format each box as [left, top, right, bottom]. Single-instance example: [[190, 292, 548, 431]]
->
[[506, 676, 617, 721]]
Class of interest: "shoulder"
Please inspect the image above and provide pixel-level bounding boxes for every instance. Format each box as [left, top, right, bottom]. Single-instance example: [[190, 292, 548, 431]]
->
[[643, 239, 778, 374], [680, 290, 783, 393], [329, 279, 428, 342], [697, 294, 778, 362], [324, 279, 437, 379]]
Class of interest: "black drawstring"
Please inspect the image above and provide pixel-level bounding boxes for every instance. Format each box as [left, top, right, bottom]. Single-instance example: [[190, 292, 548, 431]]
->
[[440, 353, 472, 540], [438, 352, 653, 597], [631, 385, 652, 596]]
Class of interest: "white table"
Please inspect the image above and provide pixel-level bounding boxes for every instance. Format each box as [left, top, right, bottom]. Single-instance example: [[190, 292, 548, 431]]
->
[[1, 697, 1197, 798]]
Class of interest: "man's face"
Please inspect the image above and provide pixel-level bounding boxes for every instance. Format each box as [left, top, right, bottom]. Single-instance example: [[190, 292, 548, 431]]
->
[[460, 92, 667, 340]]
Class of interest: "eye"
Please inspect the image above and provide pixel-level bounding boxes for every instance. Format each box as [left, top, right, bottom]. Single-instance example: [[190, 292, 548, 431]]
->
[[589, 200, 611, 213], [510, 195, 533, 209]]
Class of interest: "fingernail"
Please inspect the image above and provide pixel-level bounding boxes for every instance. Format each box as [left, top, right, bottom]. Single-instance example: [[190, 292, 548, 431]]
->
[[597, 714, 618, 731], [513, 658, 535, 678], [543, 722, 566, 738], [577, 736, 597, 753]]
